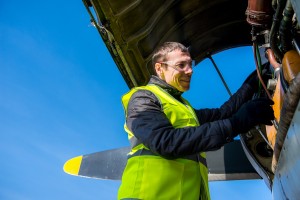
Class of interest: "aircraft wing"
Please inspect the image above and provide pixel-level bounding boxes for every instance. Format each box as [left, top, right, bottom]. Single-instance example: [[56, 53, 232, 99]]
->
[[83, 0, 251, 88]]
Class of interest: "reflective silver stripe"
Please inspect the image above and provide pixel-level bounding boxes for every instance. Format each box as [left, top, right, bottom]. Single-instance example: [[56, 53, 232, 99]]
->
[[128, 148, 207, 167], [129, 136, 141, 148], [198, 154, 207, 167]]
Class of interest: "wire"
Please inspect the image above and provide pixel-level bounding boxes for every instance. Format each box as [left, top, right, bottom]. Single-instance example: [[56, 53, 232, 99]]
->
[[208, 55, 232, 97], [253, 43, 279, 131], [253, 42, 272, 99], [255, 126, 273, 149]]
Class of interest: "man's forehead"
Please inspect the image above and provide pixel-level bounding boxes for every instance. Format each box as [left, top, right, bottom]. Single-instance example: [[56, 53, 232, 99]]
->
[[166, 49, 191, 58]]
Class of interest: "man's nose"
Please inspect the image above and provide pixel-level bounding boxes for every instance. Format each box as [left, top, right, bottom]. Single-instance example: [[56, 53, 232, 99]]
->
[[185, 66, 193, 74]]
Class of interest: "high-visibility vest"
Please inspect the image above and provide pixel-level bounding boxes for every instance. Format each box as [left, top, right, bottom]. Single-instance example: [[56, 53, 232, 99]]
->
[[118, 84, 210, 200]]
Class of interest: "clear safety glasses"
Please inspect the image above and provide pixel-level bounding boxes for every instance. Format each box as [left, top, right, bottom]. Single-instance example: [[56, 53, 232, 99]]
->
[[159, 60, 195, 72]]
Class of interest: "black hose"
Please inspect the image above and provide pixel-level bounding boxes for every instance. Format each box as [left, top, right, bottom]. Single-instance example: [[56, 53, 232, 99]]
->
[[279, 0, 294, 53], [269, 0, 287, 62], [272, 72, 300, 172]]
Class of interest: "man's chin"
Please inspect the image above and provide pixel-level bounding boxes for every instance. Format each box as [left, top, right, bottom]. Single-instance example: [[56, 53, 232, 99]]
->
[[179, 84, 190, 92]]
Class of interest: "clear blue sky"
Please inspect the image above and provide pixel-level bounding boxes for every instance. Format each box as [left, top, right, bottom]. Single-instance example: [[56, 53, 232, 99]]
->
[[0, 1, 272, 199]]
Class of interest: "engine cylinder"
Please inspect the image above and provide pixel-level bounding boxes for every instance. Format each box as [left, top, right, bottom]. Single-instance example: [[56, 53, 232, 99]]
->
[[246, 0, 273, 27]]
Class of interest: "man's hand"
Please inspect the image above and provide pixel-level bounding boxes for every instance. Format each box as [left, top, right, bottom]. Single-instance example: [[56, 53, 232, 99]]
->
[[230, 98, 275, 133]]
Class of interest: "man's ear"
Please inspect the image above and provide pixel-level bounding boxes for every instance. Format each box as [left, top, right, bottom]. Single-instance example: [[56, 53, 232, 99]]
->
[[155, 63, 161, 73], [155, 63, 164, 79]]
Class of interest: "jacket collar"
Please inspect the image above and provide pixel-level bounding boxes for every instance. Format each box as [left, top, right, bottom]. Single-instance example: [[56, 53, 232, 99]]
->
[[148, 75, 183, 98]]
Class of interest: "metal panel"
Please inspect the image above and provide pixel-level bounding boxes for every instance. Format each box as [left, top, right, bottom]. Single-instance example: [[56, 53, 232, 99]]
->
[[87, 0, 251, 88], [272, 101, 300, 200]]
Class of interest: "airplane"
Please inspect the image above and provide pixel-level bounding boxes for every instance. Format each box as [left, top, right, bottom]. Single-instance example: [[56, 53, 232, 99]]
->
[[64, 0, 300, 199]]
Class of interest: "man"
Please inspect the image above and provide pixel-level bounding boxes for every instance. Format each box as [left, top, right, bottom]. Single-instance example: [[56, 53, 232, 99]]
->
[[118, 42, 274, 200]]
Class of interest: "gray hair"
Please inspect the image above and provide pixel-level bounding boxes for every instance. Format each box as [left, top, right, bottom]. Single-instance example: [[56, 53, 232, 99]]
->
[[151, 42, 190, 69]]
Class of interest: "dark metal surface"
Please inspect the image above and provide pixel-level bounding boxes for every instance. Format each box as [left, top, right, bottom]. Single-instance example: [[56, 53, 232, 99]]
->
[[87, 0, 252, 88], [207, 140, 260, 181]]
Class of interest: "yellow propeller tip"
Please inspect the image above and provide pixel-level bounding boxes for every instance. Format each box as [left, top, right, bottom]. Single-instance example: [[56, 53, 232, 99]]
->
[[63, 155, 83, 175]]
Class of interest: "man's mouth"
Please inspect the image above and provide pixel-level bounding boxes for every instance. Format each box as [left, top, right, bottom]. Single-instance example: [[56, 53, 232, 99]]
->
[[180, 79, 190, 83]]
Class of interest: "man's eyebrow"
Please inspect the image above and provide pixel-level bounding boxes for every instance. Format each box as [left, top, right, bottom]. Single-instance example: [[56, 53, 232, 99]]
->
[[176, 59, 192, 63]]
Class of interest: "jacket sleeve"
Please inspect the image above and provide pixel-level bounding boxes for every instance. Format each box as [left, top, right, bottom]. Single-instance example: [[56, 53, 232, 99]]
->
[[126, 89, 234, 159], [195, 83, 254, 124]]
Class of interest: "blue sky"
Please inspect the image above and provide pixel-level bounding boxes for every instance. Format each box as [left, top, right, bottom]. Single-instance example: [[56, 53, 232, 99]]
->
[[0, 1, 272, 199]]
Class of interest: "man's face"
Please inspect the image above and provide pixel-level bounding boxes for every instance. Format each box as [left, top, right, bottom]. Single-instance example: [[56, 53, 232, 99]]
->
[[156, 49, 193, 92]]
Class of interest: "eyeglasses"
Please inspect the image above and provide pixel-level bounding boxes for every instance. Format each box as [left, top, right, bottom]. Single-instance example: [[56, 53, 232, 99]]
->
[[158, 60, 195, 72]]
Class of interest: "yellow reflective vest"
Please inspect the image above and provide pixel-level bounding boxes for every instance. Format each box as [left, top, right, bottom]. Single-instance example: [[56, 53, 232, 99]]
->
[[118, 84, 210, 200]]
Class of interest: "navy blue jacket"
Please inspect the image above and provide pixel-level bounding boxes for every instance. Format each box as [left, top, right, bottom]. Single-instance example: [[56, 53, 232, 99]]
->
[[125, 75, 254, 159]]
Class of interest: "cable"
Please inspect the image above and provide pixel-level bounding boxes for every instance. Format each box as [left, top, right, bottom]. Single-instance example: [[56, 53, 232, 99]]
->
[[207, 55, 232, 97], [253, 42, 272, 99]]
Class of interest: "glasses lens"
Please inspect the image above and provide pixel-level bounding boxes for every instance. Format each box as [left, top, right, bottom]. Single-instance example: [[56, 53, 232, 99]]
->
[[159, 60, 195, 71], [175, 60, 195, 70]]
